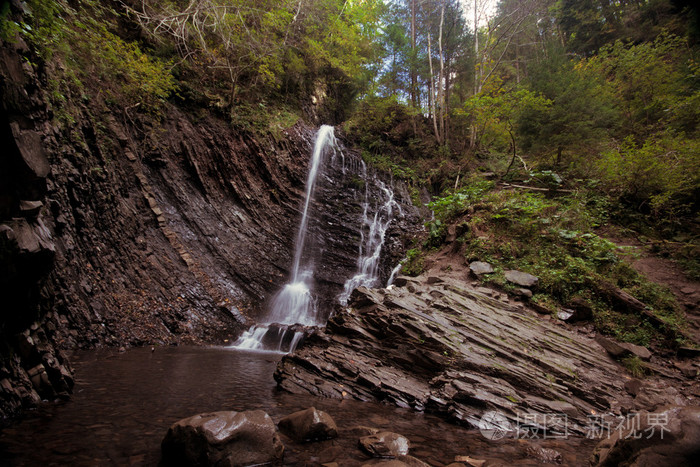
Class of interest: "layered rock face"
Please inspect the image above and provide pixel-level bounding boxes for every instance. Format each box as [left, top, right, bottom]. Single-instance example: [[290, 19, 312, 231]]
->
[[0, 33, 416, 420], [275, 275, 640, 434]]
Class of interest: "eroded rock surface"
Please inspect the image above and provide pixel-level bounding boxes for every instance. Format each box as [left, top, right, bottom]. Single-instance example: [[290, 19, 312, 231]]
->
[[275, 275, 633, 433]]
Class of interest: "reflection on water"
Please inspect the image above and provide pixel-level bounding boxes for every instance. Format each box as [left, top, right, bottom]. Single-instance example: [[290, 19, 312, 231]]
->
[[0, 346, 596, 466]]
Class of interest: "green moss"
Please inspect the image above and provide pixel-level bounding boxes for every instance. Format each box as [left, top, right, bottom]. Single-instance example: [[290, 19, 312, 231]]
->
[[621, 355, 648, 378], [401, 248, 425, 276]]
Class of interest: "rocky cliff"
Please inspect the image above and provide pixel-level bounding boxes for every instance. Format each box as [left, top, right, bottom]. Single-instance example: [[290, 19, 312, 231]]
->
[[0, 32, 417, 421], [275, 273, 696, 434]]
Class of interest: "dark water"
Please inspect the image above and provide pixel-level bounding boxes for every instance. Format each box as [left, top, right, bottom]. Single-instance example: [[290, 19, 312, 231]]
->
[[0, 346, 596, 466]]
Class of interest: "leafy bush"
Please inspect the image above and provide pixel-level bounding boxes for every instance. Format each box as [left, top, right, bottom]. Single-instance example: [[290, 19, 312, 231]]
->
[[595, 135, 700, 225]]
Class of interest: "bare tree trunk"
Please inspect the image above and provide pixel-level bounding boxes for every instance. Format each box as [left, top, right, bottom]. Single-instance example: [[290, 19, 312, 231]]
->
[[411, 0, 417, 136], [427, 32, 441, 144], [470, 0, 480, 150], [438, 1, 445, 145], [410, 0, 417, 108]]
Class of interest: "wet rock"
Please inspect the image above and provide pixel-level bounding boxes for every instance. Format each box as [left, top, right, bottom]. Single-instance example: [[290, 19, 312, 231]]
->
[[468, 261, 493, 276], [278, 407, 338, 442], [504, 270, 538, 288], [161, 410, 284, 467], [590, 406, 700, 466], [358, 431, 410, 458]]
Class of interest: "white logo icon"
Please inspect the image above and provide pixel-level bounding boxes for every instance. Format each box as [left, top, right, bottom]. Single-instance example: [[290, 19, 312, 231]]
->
[[478, 411, 513, 440]]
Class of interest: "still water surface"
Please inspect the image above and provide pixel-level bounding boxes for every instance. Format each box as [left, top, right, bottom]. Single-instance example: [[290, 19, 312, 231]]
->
[[0, 346, 596, 466]]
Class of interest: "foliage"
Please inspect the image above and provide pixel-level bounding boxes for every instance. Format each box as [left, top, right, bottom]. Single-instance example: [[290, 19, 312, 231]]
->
[[620, 355, 648, 378], [126, 0, 384, 117], [517, 44, 619, 168], [20, 0, 176, 121], [585, 33, 700, 137], [459, 82, 551, 156], [423, 178, 687, 348], [427, 179, 495, 220], [595, 135, 700, 226]]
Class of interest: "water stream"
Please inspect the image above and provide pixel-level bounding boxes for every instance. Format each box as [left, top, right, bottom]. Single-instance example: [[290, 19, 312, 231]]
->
[[0, 346, 597, 466], [339, 164, 402, 305]]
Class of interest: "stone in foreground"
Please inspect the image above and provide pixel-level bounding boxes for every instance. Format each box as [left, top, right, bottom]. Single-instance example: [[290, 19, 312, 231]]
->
[[278, 407, 338, 442], [161, 410, 284, 466], [358, 431, 410, 458]]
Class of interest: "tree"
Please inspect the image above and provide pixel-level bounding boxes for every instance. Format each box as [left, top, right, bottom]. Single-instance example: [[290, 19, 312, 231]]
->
[[517, 42, 619, 168]]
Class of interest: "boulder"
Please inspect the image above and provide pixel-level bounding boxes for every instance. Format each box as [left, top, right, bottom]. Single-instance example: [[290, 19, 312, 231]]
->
[[595, 335, 652, 361], [590, 406, 700, 466], [504, 270, 538, 288], [278, 407, 338, 442], [358, 431, 410, 458], [161, 410, 284, 467], [468, 261, 493, 276]]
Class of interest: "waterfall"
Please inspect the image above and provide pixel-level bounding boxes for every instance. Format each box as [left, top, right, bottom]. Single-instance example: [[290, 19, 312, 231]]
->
[[232, 125, 401, 353], [233, 125, 335, 352], [339, 165, 401, 306], [386, 261, 404, 287]]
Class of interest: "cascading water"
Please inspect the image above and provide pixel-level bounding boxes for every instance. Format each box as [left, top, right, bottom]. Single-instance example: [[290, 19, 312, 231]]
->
[[233, 125, 336, 352], [339, 163, 402, 305]]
